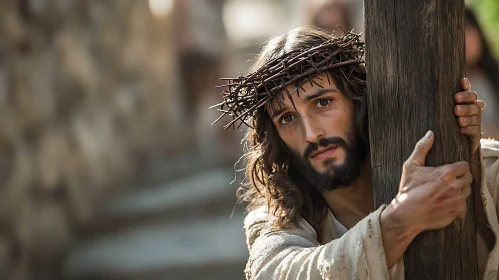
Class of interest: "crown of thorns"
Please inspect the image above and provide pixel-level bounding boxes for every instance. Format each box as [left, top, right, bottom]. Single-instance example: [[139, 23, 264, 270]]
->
[[212, 30, 364, 130]]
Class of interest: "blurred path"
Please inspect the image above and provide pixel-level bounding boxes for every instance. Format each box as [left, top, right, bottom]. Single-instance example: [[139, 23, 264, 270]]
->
[[62, 154, 247, 280]]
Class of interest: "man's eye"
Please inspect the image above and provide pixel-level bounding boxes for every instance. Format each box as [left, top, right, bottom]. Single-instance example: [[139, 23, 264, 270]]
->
[[316, 99, 331, 108], [280, 114, 295, 125]]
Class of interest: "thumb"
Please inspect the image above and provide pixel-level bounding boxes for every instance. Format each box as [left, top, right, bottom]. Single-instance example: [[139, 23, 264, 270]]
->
[[407, 130, 434, 166]]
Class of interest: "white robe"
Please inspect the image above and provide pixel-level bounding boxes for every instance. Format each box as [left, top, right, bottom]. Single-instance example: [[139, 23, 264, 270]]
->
[[243, 139, 499, 279]]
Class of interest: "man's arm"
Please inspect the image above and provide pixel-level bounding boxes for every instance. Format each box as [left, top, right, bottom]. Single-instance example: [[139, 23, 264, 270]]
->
[[378, 78, 485, 267], [379, 131, 472, 267]]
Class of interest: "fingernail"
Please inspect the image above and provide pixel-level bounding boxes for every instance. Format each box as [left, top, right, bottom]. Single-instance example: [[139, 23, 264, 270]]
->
[[425, 130, 432, 138]]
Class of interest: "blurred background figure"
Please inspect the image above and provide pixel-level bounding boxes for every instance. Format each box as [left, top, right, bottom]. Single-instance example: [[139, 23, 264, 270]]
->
[[0, 1, 495, 280], [308, 0, 353, 34], [465, 7, 499, 140], [171, 0, 239, 161]]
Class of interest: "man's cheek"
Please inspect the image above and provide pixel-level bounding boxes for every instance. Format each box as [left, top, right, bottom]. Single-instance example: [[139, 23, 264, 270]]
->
[[312, 160, 328, 173], [338, 147, 350, 164]]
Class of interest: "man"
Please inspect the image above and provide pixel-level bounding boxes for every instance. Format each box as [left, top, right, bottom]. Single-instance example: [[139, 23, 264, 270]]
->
[[213, 26, 499, 279]]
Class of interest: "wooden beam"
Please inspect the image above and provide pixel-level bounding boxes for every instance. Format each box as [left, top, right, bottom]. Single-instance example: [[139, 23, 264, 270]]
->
[[364, 0, 478, 279]]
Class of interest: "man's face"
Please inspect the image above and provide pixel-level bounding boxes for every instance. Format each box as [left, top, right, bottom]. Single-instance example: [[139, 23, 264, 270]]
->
[[267, 72, 368, 192]]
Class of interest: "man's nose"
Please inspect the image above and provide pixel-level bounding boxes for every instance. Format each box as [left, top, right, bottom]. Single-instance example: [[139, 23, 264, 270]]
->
[[303, 117, 325, 143]]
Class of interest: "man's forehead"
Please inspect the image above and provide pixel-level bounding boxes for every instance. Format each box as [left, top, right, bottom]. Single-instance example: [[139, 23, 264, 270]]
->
[[266, 72, 338, 110]]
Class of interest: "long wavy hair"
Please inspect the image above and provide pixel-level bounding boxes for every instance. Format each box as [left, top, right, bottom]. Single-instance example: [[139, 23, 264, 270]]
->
[[237, 27, 368, 242]]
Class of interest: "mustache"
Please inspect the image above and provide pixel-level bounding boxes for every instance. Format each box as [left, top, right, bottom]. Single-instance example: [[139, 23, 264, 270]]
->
[[303, 137, 347, 159]]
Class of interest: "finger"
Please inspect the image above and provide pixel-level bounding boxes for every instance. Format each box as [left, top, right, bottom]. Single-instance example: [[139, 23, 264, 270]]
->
[[435, 187, 470, 212], [454, 90, 477, 103], [406, 130, 434, 167], [438, 185, 464, 200], [460, 78, 470, 91], [439, 161, 470, 179], [475, 100, 486, 110], [440, 184, 472, 202], [438, 186, 470, 210], [457, 115, 481, 127], [461, 185, 472, 199], [460, 126, 482, 137], [442, 173, 473, 196], [458, 170, 474, 186], [454, 104, 481, 116]]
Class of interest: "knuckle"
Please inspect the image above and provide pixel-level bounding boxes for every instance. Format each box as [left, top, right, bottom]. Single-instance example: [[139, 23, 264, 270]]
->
[[449, 183, 461, 193], [473, 105, 480, 115], [465, 171, 473, 180], [440, 168, 456, 181], [439, 173, 450, 183], [458, 117, 468, 126], [465, 106, 471, 115], [467, 175, 473, 185], [415, 141, 425, 151], [454, 161, 469, 171], [464, 186, 472, 197], [456, 105, 466, 115], [461, 161, 470, 169], [403, 161, 411, 170]]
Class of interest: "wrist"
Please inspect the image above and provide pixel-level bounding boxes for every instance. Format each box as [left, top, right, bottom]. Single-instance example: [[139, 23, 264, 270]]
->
[[380, 203, 420, 244], [380, 203, 421, 268]]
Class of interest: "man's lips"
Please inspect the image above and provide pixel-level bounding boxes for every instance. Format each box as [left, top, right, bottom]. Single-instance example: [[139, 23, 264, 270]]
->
[[310, 144, 339, 160]]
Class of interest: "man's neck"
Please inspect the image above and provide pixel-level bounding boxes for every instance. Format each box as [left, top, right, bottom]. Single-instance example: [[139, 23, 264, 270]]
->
[[322, 158, 374, 229]]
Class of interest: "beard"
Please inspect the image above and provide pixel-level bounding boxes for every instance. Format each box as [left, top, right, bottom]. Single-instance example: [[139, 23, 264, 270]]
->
[[284, 128, 369, 193]]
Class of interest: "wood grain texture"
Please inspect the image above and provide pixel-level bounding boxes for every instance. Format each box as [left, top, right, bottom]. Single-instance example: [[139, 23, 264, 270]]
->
[[365, 0, 477, 279]]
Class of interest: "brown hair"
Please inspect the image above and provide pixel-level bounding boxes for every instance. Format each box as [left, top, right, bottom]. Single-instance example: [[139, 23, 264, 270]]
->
[[237, 26, 368, 242]]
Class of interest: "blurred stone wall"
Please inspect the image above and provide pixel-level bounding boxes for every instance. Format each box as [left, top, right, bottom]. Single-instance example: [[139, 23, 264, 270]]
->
[[0, 0, 179, 279]]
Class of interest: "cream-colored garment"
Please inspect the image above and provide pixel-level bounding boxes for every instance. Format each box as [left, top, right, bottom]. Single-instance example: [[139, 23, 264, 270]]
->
[[243, 139, 499, 280], [330, 209, 403, 279]]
